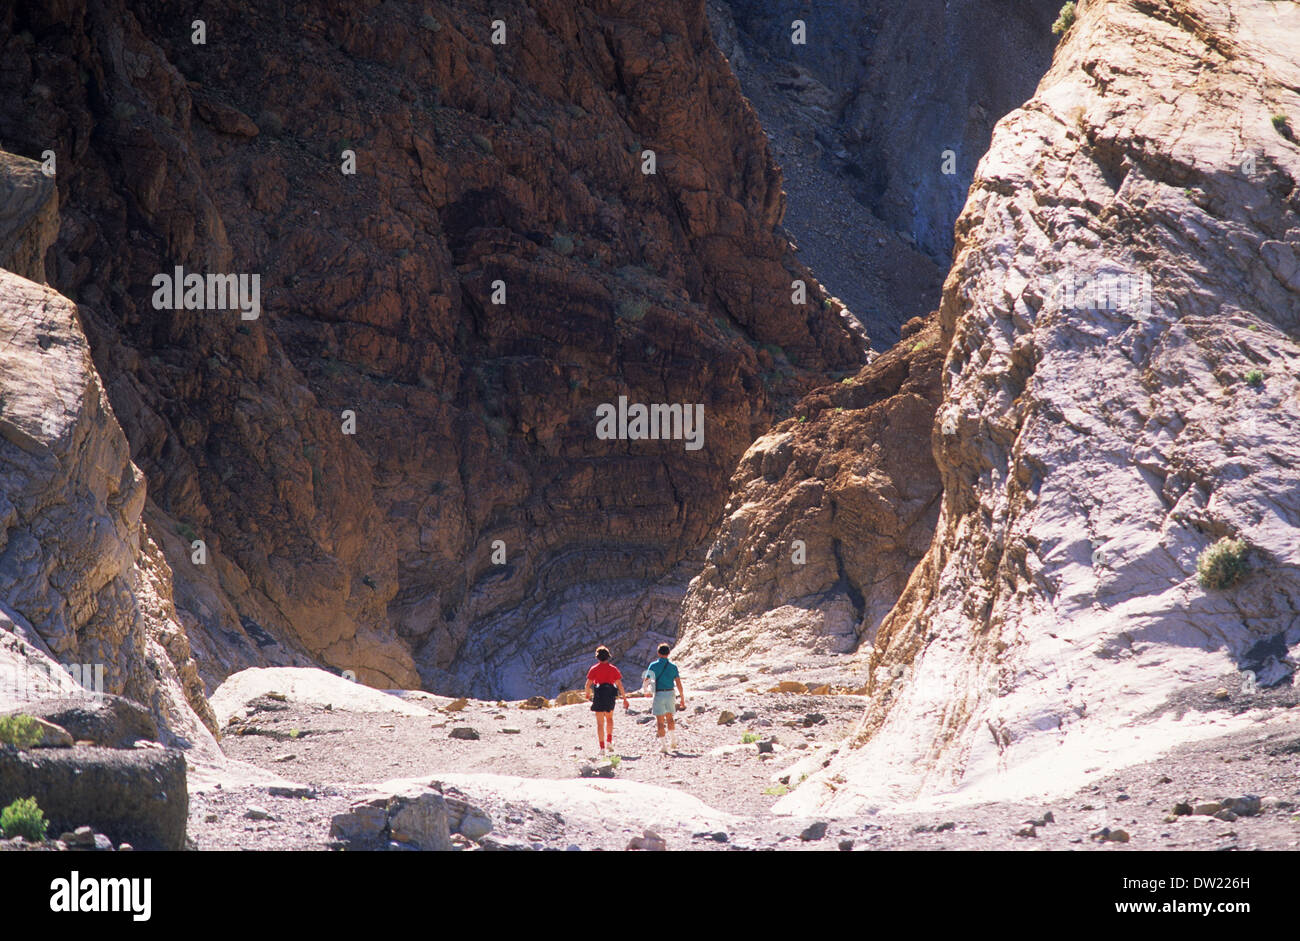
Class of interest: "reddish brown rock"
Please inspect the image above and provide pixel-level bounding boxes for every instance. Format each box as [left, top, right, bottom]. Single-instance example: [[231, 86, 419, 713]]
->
[[0, 0, 861, 698], [678, 315, 943, 677]]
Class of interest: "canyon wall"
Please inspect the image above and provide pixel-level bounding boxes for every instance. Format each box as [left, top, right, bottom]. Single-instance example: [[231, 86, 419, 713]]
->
[[677, 315, 943, 681], [0, 153, 217, 750], [708, 0, 1061, 343], [0, 0, 862, 700], [780, 0, 1300, 812]]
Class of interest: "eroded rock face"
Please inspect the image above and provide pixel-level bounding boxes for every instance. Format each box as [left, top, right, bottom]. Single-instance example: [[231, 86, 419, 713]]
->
[[0, 151, 57, 283], [0, 745, 188, 850], [0, 1, 861, 698], [677, 316, 943, 677], [782, 0, 1300, 813], [0, 265, 218, 750]]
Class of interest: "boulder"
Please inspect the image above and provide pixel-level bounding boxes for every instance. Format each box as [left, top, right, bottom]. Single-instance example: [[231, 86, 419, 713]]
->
[[388, 792, 452, 851], [1220, 795, 1261, 818], [0, 745, 187, 850], [330, 786, 452, 851], [5, 696, 158, 749], [799, 821, 828, 842], [1, 715, 73, 749], [626, 829, 667, 851], [479, 835, 532, 851], [329, 802, 387, 846], [443, 790, 493, 841]]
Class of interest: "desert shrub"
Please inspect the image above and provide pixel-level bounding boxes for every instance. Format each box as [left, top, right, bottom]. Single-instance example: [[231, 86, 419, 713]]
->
[[551, 234, 575, 256], [1245, 369, 1264, 386], [1273, 114, 1293, 140], [0, 714, 43, 748], [0, 797, 48, 842], [1052, 1, 1076, 36], [741, 732, 760, 744], [1197, 537, 1249, 590], [471, 133, 493, 155]]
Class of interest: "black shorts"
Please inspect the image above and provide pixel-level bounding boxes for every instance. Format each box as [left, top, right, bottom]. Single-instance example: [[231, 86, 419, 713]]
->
[[591, 683, 618, 712]]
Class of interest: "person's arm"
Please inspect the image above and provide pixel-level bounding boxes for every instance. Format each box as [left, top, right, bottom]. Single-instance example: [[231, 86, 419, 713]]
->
[[616, 680, 629, 709], [584, 678, 593, 700], [675, 676, 686, 708]]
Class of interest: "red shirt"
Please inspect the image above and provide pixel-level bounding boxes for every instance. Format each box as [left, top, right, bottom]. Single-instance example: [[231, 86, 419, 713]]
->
[[587, 662, 621, 685]]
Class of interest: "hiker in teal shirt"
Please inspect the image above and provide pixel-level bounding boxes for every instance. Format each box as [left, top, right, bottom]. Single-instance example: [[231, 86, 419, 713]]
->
[[644, 644, 686, 754]]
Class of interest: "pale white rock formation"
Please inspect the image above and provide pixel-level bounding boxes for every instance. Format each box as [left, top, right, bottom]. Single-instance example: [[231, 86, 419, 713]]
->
[[0, 264, 219, 759], [371, 771, 736, 835], [780, 0, 1300, 814], [209, 666, 433, 724]]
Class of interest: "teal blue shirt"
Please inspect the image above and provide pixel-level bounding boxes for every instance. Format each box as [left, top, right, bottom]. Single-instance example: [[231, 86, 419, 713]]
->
[[647, 658, 679, 691]]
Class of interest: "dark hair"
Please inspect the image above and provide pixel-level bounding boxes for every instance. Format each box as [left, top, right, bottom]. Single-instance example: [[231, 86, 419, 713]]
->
[[595, 646, 611, 662], [657, 644, 671, 656]]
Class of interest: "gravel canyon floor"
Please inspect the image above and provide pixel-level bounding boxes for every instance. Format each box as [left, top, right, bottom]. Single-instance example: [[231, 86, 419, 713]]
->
[[186, 668, 1300, 851]]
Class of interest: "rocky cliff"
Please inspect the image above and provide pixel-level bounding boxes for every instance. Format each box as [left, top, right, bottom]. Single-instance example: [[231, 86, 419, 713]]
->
[[779, 0, 1300, 812], [0, 0, 862, 700], [677, 314, 943, 680], [0, 155, 218, 751], [707, 0, 1061, 343]]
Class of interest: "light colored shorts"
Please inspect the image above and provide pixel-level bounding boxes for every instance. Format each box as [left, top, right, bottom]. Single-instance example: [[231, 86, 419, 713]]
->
[[652, 690, 677, 716]]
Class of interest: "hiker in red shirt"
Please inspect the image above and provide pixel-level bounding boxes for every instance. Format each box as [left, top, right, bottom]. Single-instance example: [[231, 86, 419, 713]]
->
[[584, 646, 630, 752]]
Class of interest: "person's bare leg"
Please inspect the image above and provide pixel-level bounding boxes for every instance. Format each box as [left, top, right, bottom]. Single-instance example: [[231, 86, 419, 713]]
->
[[596, 713, 608, 750], [667, 713, 678, 750]]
